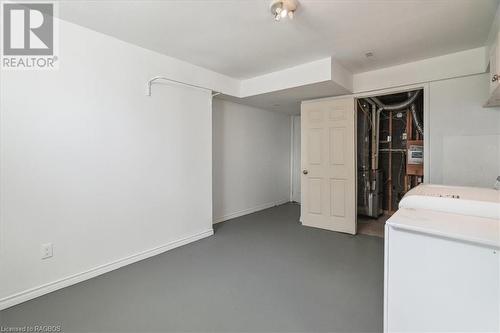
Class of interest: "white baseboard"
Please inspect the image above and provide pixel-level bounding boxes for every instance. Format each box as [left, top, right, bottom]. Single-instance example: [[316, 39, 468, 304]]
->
[[0, 229, 213, 311], [213, 199, 290, 224]]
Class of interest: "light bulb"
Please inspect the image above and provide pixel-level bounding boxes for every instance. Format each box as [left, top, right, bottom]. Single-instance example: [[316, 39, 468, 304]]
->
[[280, 9, 288, 18]]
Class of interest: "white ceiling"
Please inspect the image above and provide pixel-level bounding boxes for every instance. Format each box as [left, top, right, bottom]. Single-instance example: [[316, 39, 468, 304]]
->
[[218, 80, 351, 114], [59, 0, 498, 79]]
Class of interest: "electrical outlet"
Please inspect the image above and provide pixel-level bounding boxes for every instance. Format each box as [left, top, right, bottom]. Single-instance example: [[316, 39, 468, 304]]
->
[[41, 243, 53, 259]]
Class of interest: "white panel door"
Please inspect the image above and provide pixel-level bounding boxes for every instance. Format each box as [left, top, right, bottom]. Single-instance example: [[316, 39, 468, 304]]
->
[[301, 97, 356, 234]]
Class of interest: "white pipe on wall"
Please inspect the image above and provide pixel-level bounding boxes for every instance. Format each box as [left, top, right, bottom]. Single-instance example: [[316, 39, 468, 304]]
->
[[146, 76, 220, 97]]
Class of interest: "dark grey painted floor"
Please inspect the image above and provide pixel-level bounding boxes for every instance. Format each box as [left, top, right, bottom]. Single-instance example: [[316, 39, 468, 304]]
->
[[1, 204, 384, 332]]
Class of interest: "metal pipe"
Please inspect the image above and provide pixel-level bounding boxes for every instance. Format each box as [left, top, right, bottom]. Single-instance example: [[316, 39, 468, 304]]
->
[[410, 103, 424, 135], [370, 90, 420, 112], [375, 105, 381, 170], [368, 90, 421, 170], [379, 149, 407, 152], [357, 100, 371, 171], [363, 99, 378, 171]]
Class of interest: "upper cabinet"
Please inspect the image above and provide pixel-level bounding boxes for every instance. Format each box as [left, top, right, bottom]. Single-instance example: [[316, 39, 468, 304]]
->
[[490, 43, 499, 93], [485, 27, 500, 107]]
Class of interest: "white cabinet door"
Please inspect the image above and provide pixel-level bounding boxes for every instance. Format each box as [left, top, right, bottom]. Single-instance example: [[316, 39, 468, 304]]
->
[[490, 41, 499, 95], [301, 97, 356, 234], [485, 34, 500, 106]]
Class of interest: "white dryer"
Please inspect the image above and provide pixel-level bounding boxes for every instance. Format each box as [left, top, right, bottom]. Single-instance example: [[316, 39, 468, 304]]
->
[[384, 184, 500, 332]]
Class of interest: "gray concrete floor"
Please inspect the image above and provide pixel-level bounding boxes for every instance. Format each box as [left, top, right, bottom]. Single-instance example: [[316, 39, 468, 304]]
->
[[1, 203, 384, 332], [358, 214, 390, 238]]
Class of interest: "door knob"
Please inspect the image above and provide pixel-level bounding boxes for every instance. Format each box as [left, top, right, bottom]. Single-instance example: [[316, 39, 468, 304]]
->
[[303, 170, 308, 175]]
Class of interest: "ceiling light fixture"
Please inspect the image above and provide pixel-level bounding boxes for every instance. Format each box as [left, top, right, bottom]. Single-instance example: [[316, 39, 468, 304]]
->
[[270, 0, 298, 22]]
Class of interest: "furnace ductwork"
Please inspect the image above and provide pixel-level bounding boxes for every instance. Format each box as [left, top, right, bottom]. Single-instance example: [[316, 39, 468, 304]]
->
[[368, 90, 421, 170]]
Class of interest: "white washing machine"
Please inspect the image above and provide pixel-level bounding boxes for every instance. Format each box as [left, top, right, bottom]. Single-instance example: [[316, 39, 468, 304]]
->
[[384, 184, 500, 332]]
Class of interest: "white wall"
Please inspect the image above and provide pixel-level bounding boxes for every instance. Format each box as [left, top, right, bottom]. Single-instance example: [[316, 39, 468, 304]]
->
[[240, 58, 334, 97], [0, 19, 214, 309], [429, 73, 500, 187], [353, 47, 487, 93], [212, 99, 291, 223]]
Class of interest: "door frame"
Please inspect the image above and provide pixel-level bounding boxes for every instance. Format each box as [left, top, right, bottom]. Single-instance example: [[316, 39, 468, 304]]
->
[[290, 115, 301, 204], [353, 83, 430, 181]]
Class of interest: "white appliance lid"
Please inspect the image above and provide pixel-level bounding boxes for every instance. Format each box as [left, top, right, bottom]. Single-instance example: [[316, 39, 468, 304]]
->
[[399, 184, 500, 220], [387, 208, 500, 248]]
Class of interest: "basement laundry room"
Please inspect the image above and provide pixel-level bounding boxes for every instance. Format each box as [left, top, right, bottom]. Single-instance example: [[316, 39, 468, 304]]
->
[[1, 1, 499, 332]]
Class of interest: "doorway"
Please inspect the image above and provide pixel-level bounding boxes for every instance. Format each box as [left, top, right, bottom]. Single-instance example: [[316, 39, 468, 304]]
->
[[356, 89, 425, 237]]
